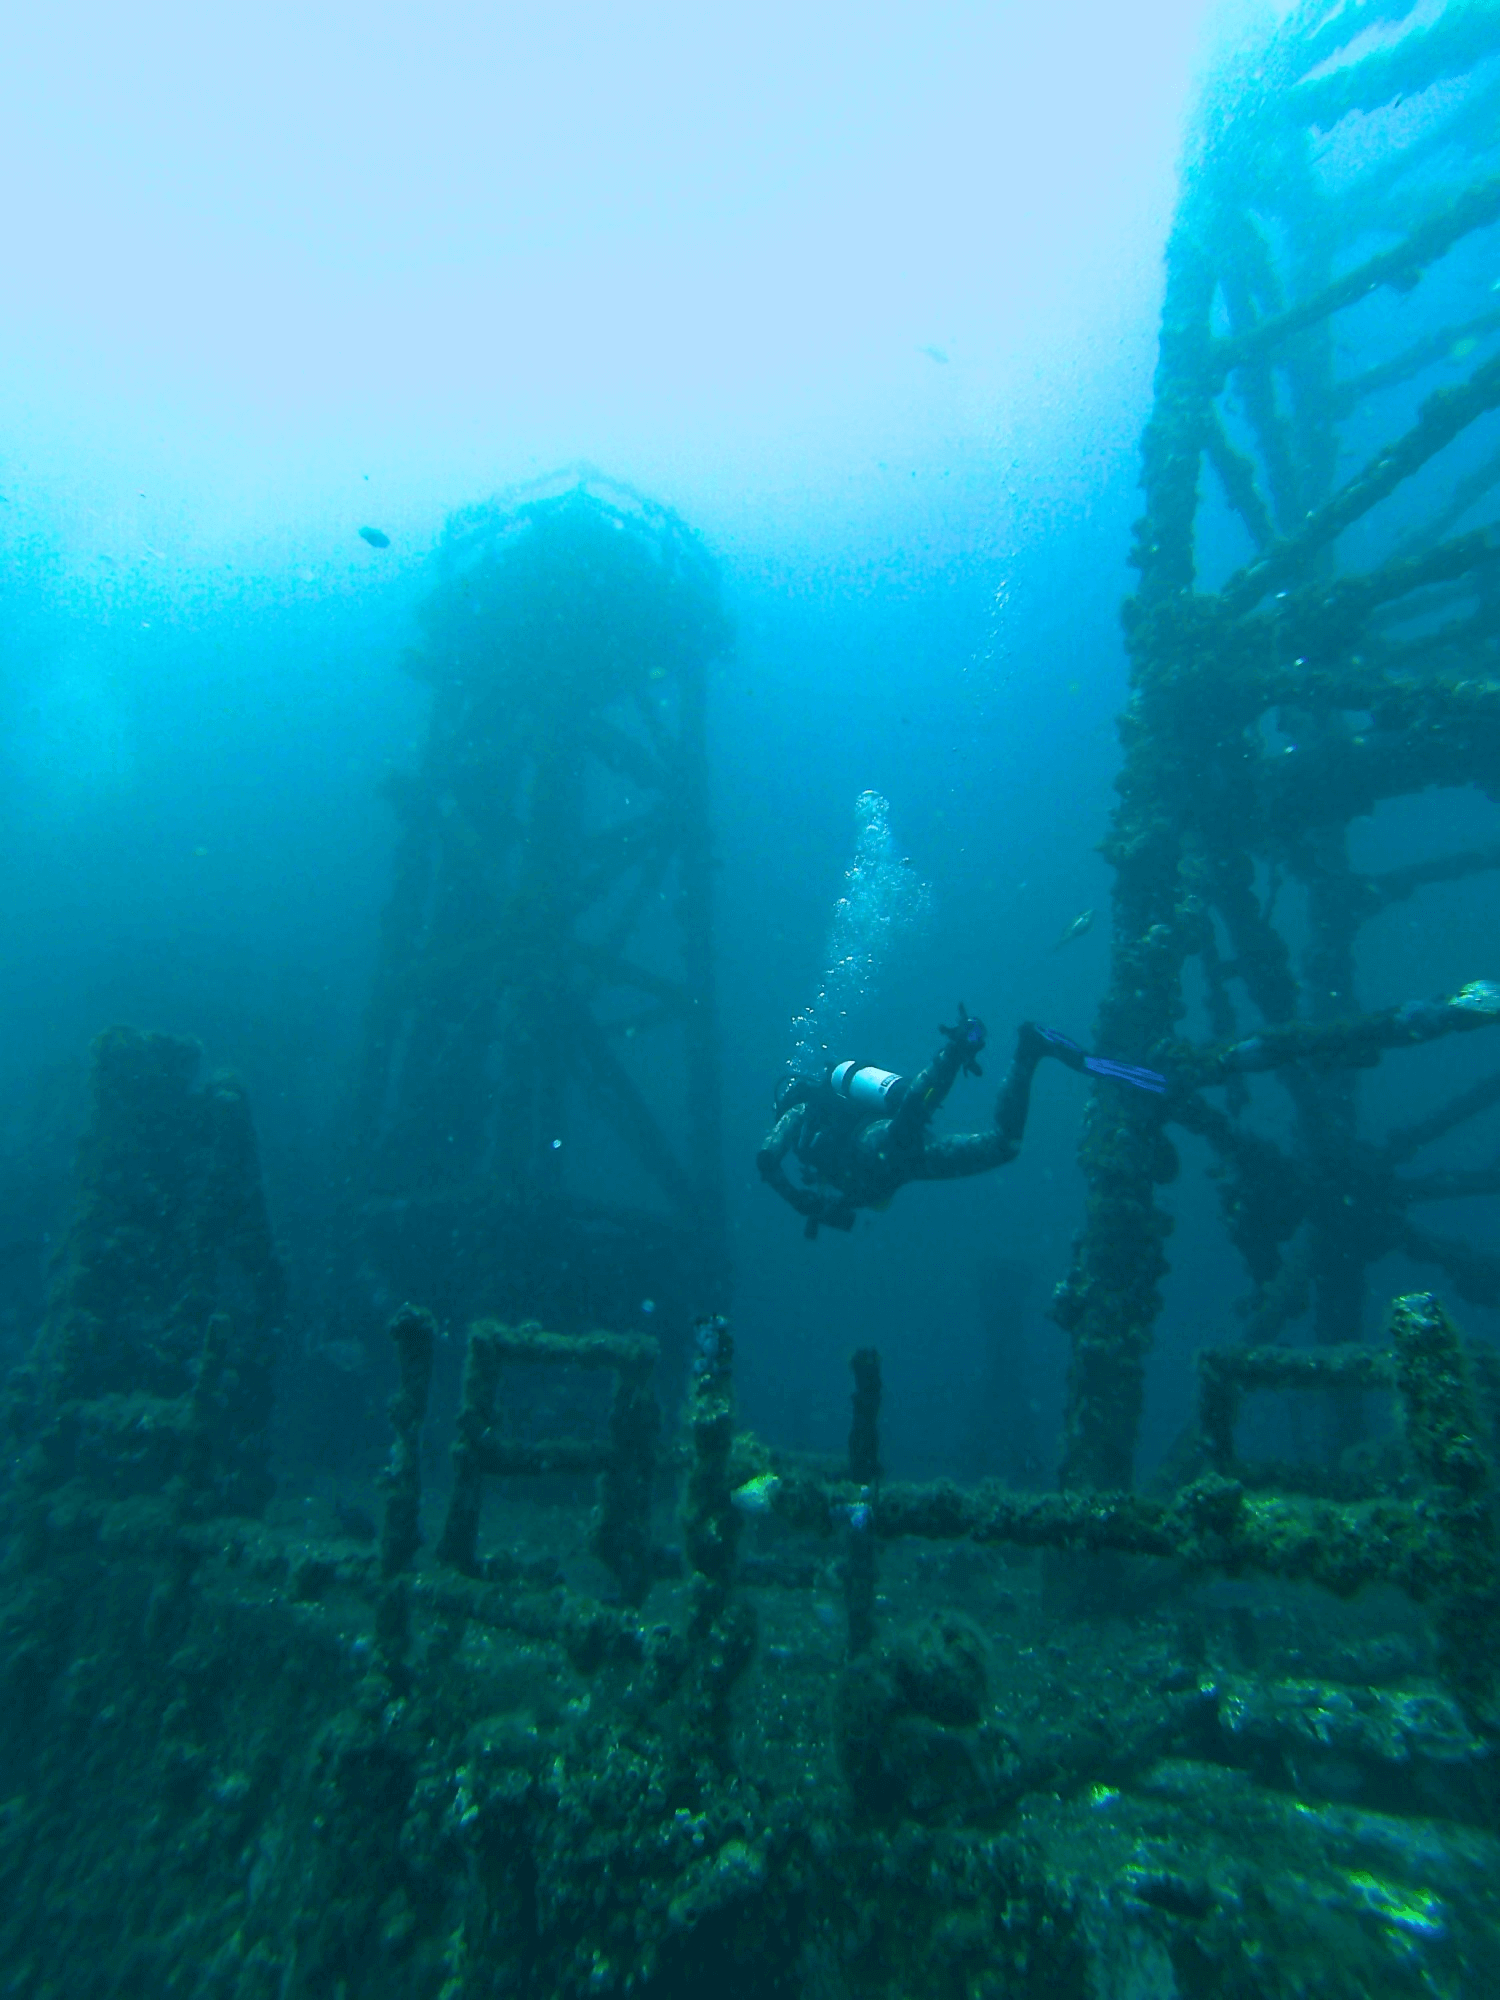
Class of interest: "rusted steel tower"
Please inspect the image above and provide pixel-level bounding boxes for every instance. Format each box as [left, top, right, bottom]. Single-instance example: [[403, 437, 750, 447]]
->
[[350, 471, 730, 1341], [1056, 0, 1500, 1490]]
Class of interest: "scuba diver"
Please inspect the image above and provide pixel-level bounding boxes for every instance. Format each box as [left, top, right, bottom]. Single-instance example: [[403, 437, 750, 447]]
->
[[758, 1006, 1166, 1238]]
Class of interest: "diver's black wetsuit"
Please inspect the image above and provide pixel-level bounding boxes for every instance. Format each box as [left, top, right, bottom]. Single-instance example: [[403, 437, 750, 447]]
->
[[758, 1013, 1164, 1239], [758, 1017, 1035, 1237]]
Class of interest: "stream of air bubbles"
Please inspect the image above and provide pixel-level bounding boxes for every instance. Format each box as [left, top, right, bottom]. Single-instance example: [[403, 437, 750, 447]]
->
[[788, 791, 931, 1076]]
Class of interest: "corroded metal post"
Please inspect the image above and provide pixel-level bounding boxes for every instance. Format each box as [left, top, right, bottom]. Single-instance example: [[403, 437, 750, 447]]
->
[[845, 1348, 882, 1656], [848, 1347, 882, 1486], [380, 1303, 435, 1578], [437, 1325, 503, 1574], [588, 1345, 660, 1607], [680, 1316, 754, 1768]]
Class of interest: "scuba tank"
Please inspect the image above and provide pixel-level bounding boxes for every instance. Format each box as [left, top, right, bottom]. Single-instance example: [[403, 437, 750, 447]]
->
[[829, 1061, 909, 1115], [784, 1060, 909, 1184]]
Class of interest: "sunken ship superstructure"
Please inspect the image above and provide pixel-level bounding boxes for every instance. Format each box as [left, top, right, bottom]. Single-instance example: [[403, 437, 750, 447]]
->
[[4, 6, 1500, 1996]]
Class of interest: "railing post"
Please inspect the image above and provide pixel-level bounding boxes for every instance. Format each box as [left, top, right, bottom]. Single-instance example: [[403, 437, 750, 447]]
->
[[437, 1325, 502, 1574], [380, 1304, 436, 1579], [680, 1317, 754, 1768], [846, 1349, 882, 1656], [589, 1348, 660, 1606]]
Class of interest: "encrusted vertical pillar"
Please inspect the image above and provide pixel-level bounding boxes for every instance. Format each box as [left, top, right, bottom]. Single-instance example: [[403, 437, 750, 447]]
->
[[848, 1347, 882, 1486], [177, 1312, 231, 1517], [437, 1324, 502, 1574], [380, 1304, 436, 1579], [588, 1347, 660, 1606], [1391, 1292, 1500, 1719], [680, 1316, 754, 1769], [845, 1348, 882, 1658]]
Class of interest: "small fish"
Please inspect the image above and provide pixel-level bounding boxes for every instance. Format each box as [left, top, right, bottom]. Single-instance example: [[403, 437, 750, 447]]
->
[[918, 343, 950, 364], [1050, 908, 1094, 952], [358, 525, 391, 549]]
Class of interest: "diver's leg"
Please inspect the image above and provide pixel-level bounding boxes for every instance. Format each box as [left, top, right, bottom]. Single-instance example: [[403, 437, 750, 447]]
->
[[997, 1022, 1165, 1145], [995, 1024, 1048, 1145], [1031, 1024, 1166, 1093]]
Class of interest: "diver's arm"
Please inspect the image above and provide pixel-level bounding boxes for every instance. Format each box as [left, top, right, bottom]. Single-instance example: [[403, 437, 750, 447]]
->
[[889, 1004, 988, 1143], [890, 1040, 966, 1140], [756, 1107, 809, 1210], [756, 1111, 856, 1231]]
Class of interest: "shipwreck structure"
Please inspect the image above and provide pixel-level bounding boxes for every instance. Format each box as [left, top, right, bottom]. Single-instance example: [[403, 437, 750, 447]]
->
[[1056, 0, 1500, 1492], [8, 1027, 284, 1521], [11, 12, 1500, 1999], [348, 471, 731, 1346]]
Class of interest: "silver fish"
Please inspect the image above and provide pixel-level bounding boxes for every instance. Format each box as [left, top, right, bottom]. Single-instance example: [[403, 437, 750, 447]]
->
[[1051, 908, 1094, 952]]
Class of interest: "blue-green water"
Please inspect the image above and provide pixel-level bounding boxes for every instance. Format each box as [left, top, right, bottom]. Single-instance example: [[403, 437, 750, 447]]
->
[[3, 3, 1500, 1993]]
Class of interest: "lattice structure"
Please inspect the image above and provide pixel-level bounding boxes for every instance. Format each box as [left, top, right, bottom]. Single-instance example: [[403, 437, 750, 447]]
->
[[433, 1319, 660, 1604], [11, 1028, 284, 1519], [1054, 0, 1500, 1491], [350, 470, 730, 1342]]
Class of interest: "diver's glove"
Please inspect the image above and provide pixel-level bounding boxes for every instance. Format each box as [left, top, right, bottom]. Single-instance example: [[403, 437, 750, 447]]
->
[[939, 1002, 987, 1078]]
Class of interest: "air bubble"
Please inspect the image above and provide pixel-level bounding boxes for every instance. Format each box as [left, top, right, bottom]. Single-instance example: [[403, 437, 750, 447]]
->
[[787, 792, 931, 1076]]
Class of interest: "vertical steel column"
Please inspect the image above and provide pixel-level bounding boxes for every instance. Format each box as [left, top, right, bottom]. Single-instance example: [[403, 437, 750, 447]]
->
[[1058, 2, 1500, 1493]]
